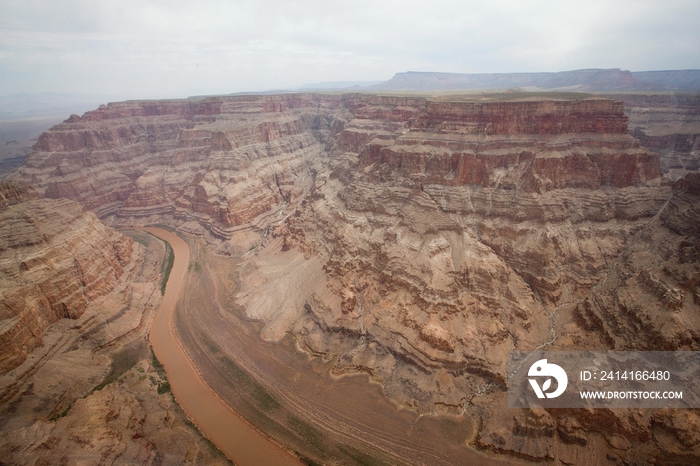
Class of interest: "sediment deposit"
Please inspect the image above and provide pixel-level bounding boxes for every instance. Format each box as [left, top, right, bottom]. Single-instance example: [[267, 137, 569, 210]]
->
[[6, 92, 700, 464], [146, 227, 301, 466]]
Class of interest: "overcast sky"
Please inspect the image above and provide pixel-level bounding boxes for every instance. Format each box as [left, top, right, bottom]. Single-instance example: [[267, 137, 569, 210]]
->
[[1, 0, 699, 100]]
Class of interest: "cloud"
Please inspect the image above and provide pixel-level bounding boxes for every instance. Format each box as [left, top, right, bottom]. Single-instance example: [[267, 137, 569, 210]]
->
[[0, 0, 698, 97]]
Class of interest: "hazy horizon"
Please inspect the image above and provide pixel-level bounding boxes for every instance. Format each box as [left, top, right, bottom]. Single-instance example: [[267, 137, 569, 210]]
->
[[2, 0, 699, 100]]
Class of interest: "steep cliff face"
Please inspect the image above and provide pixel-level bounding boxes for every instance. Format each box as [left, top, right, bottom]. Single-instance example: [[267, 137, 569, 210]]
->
[[9, 93, 699, 464], [0, 183, 133, 373], [0, 184, 228, 465], [257, 97, 668, 409], [237, 95, 699, 463], [10, 95, 350, 237], [11, 95, 663, 237], [473, 172, 700, 463], [574, 172, 700, 350], [611, 93, 700, 180]]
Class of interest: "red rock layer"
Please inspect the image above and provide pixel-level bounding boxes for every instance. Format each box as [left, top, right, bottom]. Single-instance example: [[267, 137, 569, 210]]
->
[[10, 95, 349, 235], [610, 93, 700, 180], [351, 98, 659, 193], [0, 183, 133, 373], [10, 94, 663, 237], [10, 93, 699, 463], [415, 99, 629, 134]]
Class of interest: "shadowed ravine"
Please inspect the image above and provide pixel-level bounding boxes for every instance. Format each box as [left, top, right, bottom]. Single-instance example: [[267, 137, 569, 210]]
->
[[145, 227, 302, 466]]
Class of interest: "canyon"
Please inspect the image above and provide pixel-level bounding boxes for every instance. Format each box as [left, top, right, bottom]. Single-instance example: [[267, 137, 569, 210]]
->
[[0, 182, 133, 373], [614, 93, 700, 180], [2, 90, 699, 465], [0, 184, 231, 464]]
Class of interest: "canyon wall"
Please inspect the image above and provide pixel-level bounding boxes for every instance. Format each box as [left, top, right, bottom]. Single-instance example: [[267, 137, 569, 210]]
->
[[241, 94, 698, 464], [261, 95, 669, 396], [10, 95, 350, 238], [8, 93, 700, 464], [10, 95, 664, 233], [611, 93, 700, 180], [0, 183, 134, 373], [0, 184, 229, 464]]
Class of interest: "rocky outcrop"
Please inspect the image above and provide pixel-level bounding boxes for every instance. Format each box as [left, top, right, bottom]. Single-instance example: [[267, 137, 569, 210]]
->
[[232, 94, 700, 464], [9, 95, 349, 236], [0, 355, 231, 466], [357, 102, 658, 193], [274, 96, 656, 365], [228, 96, 668, 425], [0, 183, 133, 373], [0, 192, 225, 465], [10, 92, 672, 385], [0, 182, 39, 207], [611, 93, 700, 180], [9, 92, 700, 464], [573, 171, 700, 350], [10, 95, 664, 237]]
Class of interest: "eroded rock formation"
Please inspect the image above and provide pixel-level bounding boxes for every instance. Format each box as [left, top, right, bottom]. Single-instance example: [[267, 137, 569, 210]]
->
[[241, 95, 699, 463], [10, 96, 350, 237], [254, 96, 666, 402], [7, 93, 700, 464], [614, 93, 700, 180], [0, 184, 228, 464], [0, 183, 133, 372]]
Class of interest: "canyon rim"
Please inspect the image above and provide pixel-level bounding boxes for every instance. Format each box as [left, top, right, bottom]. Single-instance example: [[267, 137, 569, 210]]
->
[[1, 86, 699, 465]]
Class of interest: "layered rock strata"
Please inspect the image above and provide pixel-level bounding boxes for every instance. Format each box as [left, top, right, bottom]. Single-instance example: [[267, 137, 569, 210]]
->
[[474, 171, 700, 463], [10, 96, 350, 237], [611, 93, 700, 179], [250, 96, 668, 410], [0, 183, 133, 372], [574, 172, 700, 350], [0, 219, 229, 465], [9, 93, 700, 464], [236, 95, 699, 464]]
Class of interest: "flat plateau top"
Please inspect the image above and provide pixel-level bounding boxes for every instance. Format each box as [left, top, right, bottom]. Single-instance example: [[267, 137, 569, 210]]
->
[[293, 89, 600, 102], [428, 91, 596, 102]]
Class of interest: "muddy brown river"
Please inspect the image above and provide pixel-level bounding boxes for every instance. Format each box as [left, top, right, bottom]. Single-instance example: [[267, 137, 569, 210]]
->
[[146, 227, 301, 466], [146, 227, 517, 466]]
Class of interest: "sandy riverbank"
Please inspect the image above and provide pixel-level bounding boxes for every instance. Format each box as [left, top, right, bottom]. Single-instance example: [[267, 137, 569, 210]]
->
[[145, 227, 301, 466]]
